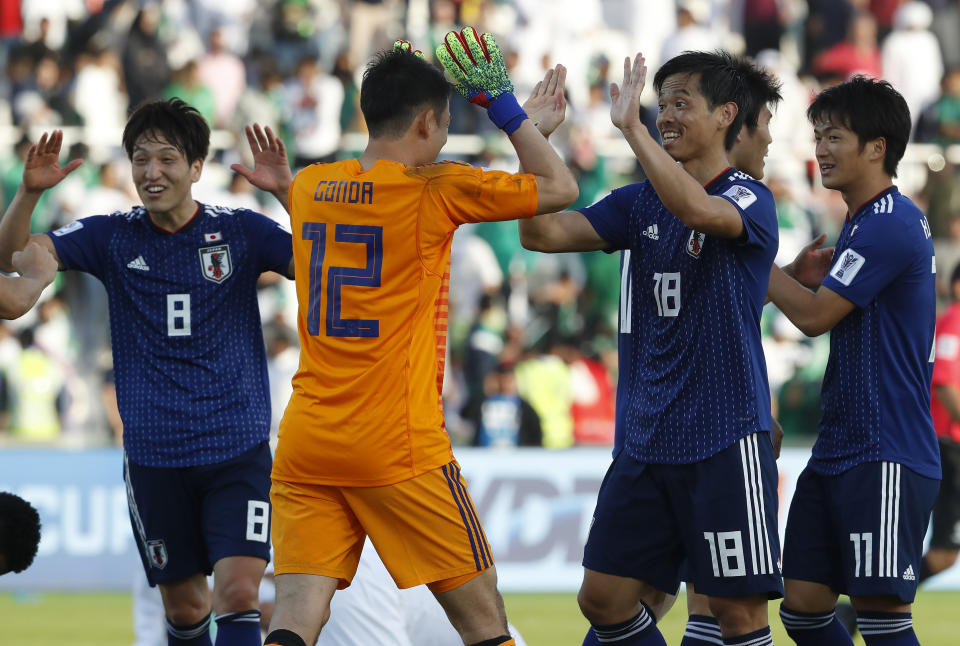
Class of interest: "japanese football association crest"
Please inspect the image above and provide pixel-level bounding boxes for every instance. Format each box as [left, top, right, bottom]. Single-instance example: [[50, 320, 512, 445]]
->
[[146, 539, 168, 569], [199, 244, 233, 283], [686, 230, 706, 258]]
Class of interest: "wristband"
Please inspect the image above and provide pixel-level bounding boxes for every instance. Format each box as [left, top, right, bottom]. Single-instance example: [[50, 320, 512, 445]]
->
[[486, 93, 528, 135]]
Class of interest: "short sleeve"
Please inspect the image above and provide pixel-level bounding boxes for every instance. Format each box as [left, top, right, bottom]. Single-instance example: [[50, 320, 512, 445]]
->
[[821, 216, 915, 308], [46, 215, 112, 279], [242, 210, 293, 276], [426, 165, 538, 227], [578, 184, 640, 250], [716, 180, 778, 251]]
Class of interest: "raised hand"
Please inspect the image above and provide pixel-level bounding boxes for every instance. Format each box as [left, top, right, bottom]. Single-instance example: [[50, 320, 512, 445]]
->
[[436, 27, 513, 108], [22, 130, 83, 194], [230, 124, 292, 198], [394, 39, 424, 59], [11, 241, 57, 283], [522, 64, 567, 138], [610, 53, 647, 134], [788, 233, 834, 289]]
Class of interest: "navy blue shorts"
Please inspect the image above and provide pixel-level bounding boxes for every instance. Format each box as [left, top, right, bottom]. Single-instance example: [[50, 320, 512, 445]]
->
[[782, 461, 939, 603], [124, 441, 272, 586], [583, 433, 783, 598]]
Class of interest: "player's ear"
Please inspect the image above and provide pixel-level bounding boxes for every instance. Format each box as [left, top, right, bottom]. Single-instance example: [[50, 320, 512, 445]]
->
[[717, 101, 738, 129], [190, 156, 204, 182], [413, 107, 434, 140], [866, 136, 886, 164]]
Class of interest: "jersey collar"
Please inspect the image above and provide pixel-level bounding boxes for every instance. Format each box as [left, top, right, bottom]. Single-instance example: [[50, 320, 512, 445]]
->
[[146, 202, 202, 234], [704, 166, 735, 191]]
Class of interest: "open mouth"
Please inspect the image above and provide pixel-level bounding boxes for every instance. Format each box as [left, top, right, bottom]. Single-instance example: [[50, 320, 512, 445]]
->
[[661, 131, 680, 145]]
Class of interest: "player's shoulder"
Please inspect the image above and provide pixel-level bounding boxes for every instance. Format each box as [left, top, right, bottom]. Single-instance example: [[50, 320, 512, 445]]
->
[[861, 189, 931, 240], [405, 159, 478, 181], [714, 168, 773, 204]]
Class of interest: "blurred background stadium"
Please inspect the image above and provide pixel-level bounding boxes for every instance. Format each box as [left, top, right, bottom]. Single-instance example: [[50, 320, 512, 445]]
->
[[2, 0, 960, 643]]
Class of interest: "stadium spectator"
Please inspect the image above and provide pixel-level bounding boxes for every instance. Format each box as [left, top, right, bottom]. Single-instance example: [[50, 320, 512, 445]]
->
[[921, 262, 960, 585], [262, 37, 576, 646], [930, 67, 960, 147], [122, 5, 172, 110], [768, 76, 939, 646], [520, 50, 783, 646], [462, 360, 543, 448], [164, 60, 216, 127], [197, 27, 246, 129], [0, 491, 41, 576], [811, 11, 882, 83], [931, 0, 960, 69], [880, 2, 942, 135], [282, 55, 344, 168], [0, 100, 297, 646], [660, 1, 721, 68], [5, 326, 64, 442]]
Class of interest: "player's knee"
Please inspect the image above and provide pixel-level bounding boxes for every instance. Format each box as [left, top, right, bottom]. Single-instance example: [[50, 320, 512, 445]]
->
[[708, 597, 767, 635], [577, 585, 626, 625], [213, 576, 260, 613], [164, 602, 210, 628]]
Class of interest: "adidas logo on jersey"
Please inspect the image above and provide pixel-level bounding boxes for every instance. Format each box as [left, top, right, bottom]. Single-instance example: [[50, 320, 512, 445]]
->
[[126, 255, 150, 271], [642, 224, 660, 241], [903, 565, 916, 581]]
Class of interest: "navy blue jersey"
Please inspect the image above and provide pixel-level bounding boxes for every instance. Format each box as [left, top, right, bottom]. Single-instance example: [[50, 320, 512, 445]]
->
[[814, 188, 939, 479], [48, 204, 292, 467], [582, 168, 778, 464]]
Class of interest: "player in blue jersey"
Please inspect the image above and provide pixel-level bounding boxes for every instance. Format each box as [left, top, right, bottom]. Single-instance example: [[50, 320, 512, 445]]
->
[[0, 100, 296, 646], [767, 77, 939, 646], [521, 51, 782, 646]]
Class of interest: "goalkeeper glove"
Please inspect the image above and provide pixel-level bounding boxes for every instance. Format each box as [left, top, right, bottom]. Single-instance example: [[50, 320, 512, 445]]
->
[[436, 27, 527, 135], [393, 39, 424, 59]]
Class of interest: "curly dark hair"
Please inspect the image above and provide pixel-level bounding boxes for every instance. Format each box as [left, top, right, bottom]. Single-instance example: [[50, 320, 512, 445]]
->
[[0, 492, 42, 575]]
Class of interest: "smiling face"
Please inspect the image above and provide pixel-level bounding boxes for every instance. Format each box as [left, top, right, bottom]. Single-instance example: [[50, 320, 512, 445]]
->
[[130, 132, 202, 223], [730, 105, 773, 179], [812, 118, 870, 192], [656, 72, 727, 163]]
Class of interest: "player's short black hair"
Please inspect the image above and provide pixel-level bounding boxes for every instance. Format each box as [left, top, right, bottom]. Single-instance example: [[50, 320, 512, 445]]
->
[[122, 97, 211, 164], [736, 58, 782, 132], [0, 492, 41, 575], [360, 48, 451, 139], [654, 51, 752, 150], [807, 75, 911, 178]]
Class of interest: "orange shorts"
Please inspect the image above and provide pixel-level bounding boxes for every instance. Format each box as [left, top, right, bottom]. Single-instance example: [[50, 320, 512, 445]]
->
[[271, 460, 494, 590]]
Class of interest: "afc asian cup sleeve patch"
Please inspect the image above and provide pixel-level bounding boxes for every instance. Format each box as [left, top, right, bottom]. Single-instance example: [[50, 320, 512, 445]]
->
[[829, 248, 865, 286], [52, 220, 84, 236], [722, 184, 758, 210]]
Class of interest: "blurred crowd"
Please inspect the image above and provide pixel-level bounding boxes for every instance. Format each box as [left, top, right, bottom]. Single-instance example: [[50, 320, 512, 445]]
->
[[1, 0, 960, 450]]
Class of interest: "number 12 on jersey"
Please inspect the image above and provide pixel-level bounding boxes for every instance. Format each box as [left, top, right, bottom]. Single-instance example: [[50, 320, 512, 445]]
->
[[301, 222, 383, 338]]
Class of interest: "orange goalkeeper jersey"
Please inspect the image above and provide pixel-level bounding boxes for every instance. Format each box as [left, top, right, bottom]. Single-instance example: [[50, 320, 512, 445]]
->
[[274, 158, 538, 486]]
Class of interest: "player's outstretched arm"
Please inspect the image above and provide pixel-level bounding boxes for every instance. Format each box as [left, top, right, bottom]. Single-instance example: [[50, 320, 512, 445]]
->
[[610, 53, 745, 239], [437, 28, 578, 214], [517, 64, 606, 252], [0, 130, 79, 272], [0, 241, 58, 319], [767, 264, 855, 337], [231, 124, 293, 213]]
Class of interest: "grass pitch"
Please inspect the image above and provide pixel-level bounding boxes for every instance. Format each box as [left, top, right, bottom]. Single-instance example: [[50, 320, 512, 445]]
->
[[2, 590, 959, 644]]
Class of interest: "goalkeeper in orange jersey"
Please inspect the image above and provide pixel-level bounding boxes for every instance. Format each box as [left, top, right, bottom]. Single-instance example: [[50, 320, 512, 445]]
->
[[260, 33, 577, 646]]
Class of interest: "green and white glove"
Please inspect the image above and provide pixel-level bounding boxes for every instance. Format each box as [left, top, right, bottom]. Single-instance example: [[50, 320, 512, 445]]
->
[[436, 27, 527, 134], [393, 39, 424, 59]]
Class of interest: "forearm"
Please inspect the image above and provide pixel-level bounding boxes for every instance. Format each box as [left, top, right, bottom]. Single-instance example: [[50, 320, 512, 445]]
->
[[767, 265, 825, 336], [0, 186, 42, 272], [619, 125, 715, 229], [509, 120, 577, 214], [0, 275, 49, 319]]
